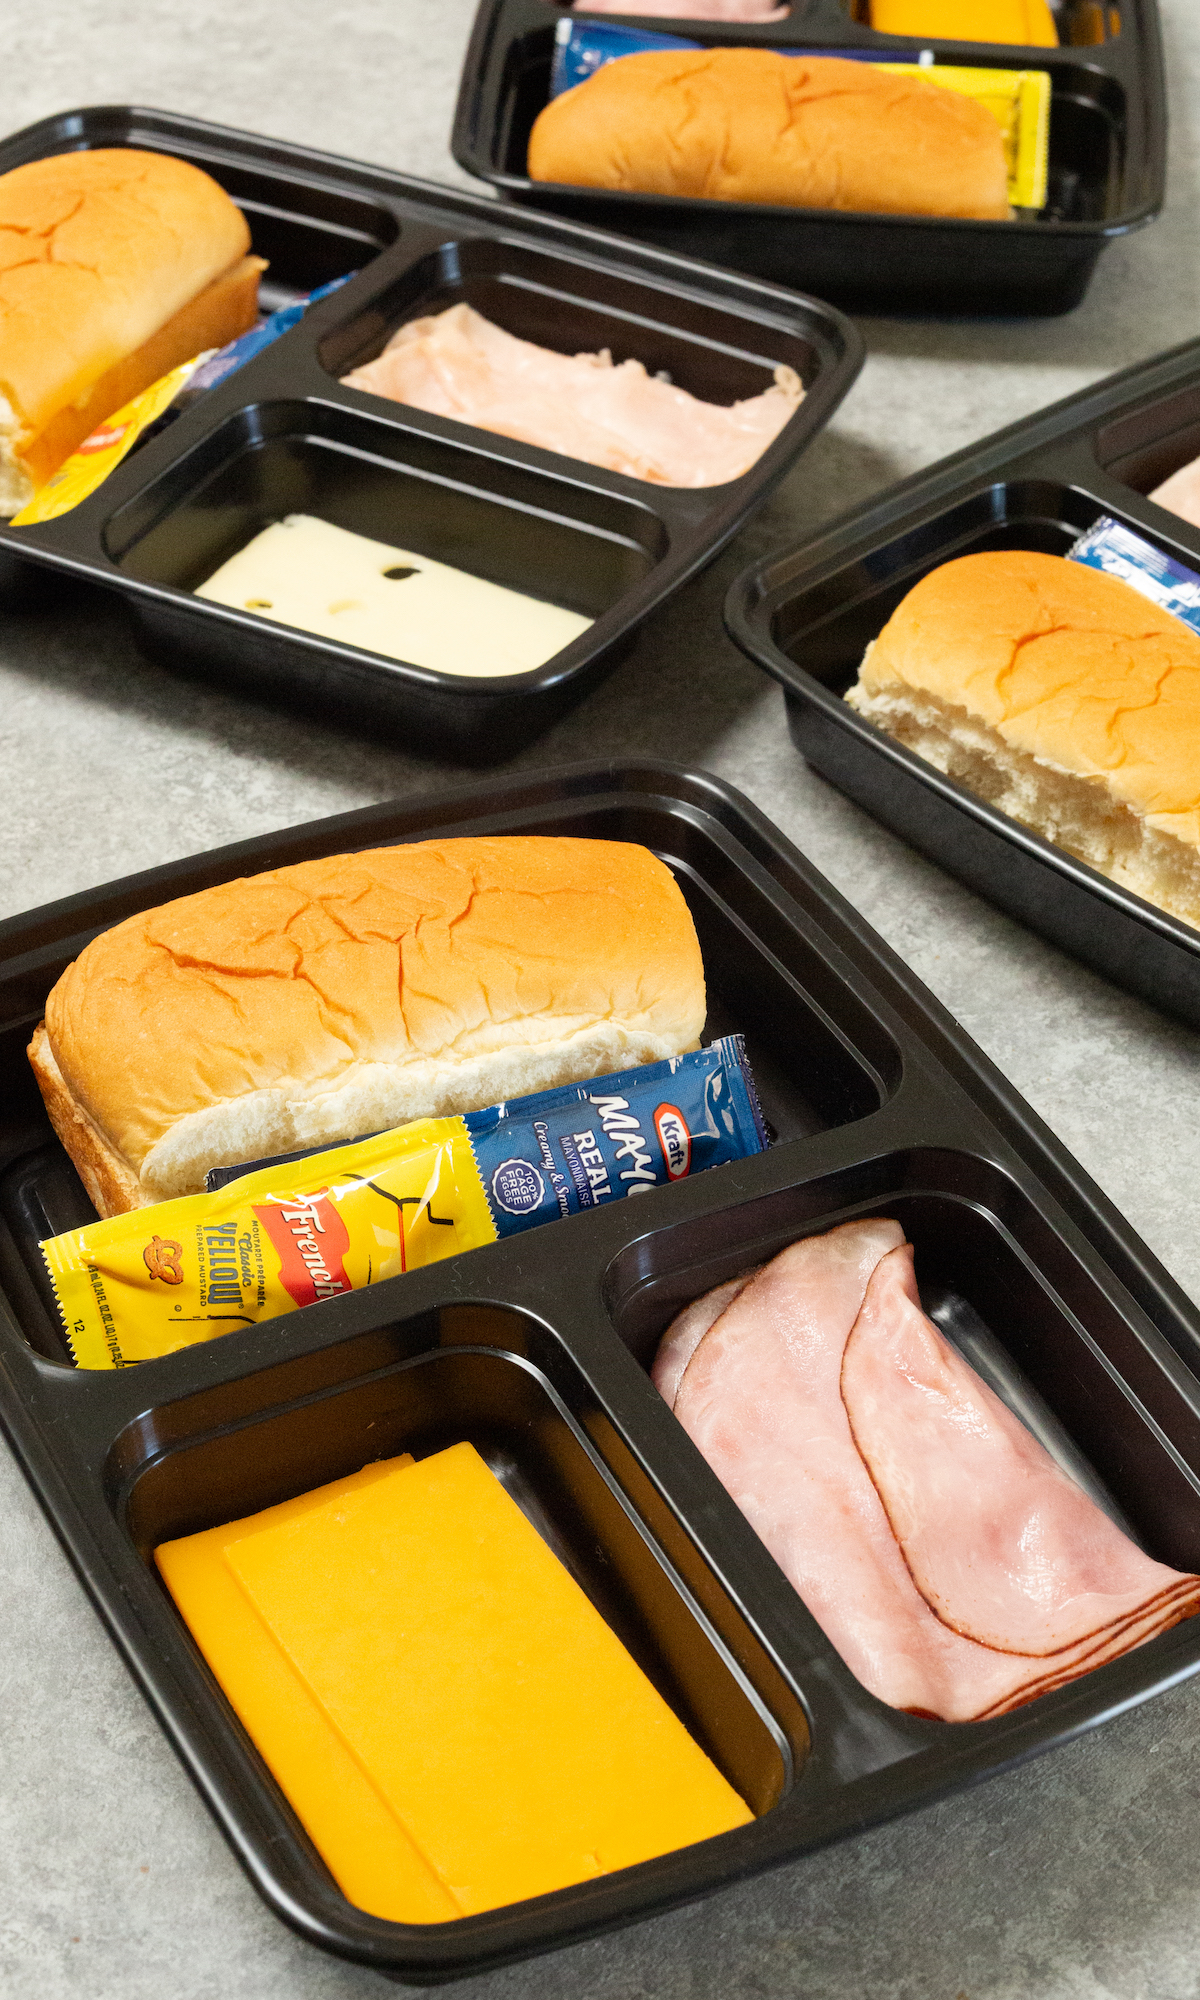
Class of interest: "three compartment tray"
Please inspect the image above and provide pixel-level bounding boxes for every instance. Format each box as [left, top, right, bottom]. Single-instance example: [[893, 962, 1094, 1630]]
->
[[725, 335, 1200, 1035], [451, 0, 1166, 316], [0, 106, 861, 759], [4, 759, 1200, 1982]]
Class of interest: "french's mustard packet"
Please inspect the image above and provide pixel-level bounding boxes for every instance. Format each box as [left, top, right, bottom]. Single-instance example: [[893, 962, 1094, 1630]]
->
[[42, 1038, 766, 1368]]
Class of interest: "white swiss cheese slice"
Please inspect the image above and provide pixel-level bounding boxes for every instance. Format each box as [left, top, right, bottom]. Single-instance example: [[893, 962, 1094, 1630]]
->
[[195, 513, 592, 677]]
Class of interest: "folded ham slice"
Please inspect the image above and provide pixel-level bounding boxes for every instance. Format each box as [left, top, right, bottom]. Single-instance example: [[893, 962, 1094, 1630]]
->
[[340, 304, 803, 488], [659, 1224, 1200, 1721]]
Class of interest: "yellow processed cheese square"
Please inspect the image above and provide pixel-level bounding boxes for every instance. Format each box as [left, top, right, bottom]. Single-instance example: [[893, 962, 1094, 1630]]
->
[[156, 1442, 751, 1922]]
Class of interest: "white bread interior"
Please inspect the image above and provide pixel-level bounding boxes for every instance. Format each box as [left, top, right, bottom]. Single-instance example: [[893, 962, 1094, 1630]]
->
[[132, 1024, 692, 1205], [32, 837, 707, 1216], [0, 394, 28, 514]]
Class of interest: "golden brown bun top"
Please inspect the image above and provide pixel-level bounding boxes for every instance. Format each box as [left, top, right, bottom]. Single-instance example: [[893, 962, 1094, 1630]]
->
[[43, 836, 706, 1171], [527, 49, 1010, 221], [859, 550, 1200, 834], [0, 149, 251, 438]]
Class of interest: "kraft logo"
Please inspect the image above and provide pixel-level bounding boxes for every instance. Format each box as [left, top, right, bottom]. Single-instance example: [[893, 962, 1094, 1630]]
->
[[654, 1103, 691, 1180], [143, 1234, 184, 1284]]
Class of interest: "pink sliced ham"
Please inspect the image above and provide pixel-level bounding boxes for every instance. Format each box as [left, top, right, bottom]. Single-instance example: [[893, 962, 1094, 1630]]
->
[[340, 303, 803, 488], [658, 1224, 1200, 1721], [651, 1267, 761, 1406]]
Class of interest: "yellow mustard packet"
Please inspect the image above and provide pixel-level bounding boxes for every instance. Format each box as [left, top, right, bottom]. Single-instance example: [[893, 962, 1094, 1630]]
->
[[880, 64, 1052, 211], [43, 1119, 496, 1369], [12, 356, 205, 526]]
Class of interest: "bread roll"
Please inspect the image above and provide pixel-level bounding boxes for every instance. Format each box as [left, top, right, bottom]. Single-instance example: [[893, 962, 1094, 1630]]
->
[[29, 837, 706, 1216], [869, 0, 1058, 44], [845, 550, 1200, 927], [0, 149, 265, 514], [527, 48, 1011, 221]]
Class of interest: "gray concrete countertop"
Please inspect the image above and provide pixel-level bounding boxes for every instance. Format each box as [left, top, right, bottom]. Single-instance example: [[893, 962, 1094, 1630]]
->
[[3, 4, 1200, 1994]]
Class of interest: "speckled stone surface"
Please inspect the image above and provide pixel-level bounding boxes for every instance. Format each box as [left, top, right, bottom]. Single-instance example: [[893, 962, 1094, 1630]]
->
[[4, 4, 1200, 1995]]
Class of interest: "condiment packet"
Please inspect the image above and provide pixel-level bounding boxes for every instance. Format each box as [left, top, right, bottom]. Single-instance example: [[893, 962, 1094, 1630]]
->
[[549, 19, 1049, 210], [1068, 516, 1200, 637], [12, 275, 353, 526], [549, 16, 904, 93], [42, 1037, 767, 1369]]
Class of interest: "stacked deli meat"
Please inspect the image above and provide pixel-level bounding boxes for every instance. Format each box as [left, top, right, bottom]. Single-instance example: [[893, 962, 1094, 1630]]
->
[[654, 1221, 1200, 1721]]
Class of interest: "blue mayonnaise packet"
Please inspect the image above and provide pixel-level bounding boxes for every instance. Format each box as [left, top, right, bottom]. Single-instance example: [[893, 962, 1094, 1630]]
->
[[1068, 516, 1200, 640], [206, 1036, 768, 1228], [464, 1033, 767, 1237], [549, 17, 900, 96]]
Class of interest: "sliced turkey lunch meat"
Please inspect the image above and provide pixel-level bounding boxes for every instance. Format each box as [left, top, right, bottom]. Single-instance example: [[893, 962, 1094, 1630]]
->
[[658, 1222, 1200, 1721]]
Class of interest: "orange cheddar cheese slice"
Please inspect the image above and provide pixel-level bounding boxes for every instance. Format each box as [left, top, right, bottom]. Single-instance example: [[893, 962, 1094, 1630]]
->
[[155, 1454, 457, 1922], [156, 1441, 751, 1922], [870, 0, 1058, 42]]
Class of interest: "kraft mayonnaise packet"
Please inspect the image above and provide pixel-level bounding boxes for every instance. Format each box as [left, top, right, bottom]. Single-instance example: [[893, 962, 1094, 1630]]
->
[[1068, 516, 1200, 638], [549, 16, 899, 93], [549, 20, 1049, 210], [42, 1038, 766, 1369]]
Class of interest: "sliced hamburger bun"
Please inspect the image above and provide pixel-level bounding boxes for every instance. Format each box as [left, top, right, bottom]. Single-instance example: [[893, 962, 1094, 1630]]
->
[[29, 836, 706, 1216], [0, 148, 266, 514], [527, 48, 1011, 221], [845, 549, 1200, 928]]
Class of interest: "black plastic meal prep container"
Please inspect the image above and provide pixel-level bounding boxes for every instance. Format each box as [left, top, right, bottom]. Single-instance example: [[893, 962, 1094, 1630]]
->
[[4, 758, 1200, 1981], [0, 107, 862, 760], [725, 336, 1200, 1036], [451, 0, 1166, 316]]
